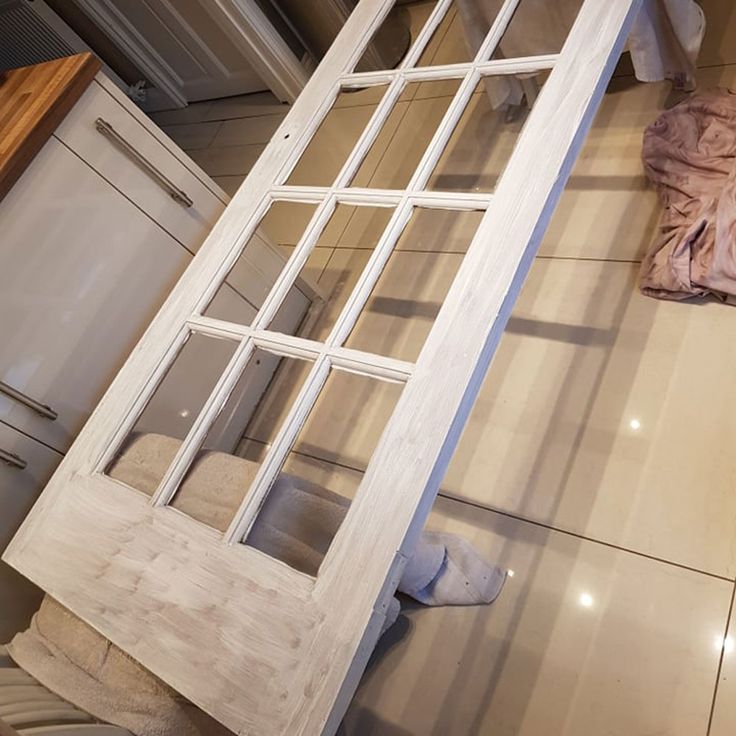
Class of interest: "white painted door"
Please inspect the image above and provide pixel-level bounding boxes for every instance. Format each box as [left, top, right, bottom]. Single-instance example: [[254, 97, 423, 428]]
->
[[4, 1, 642, 733]]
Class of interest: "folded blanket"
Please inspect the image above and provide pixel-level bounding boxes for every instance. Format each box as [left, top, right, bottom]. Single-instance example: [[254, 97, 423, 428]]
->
[[640, 90, 736, 301], [7, 434, 505, 736]]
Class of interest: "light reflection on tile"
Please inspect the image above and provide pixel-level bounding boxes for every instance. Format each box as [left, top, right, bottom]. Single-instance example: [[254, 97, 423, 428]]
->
[[341, 495, 730, 736], [444, 258, 736, 578], [710, 614, 736, 736]]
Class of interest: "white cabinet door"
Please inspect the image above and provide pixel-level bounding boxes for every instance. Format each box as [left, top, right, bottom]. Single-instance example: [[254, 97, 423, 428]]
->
[[0, 422, 62, 642], [0, 135, 310, 457], [55, 75, 312, 315], [0, 137, 193, 454], [55, 77, 228, 251]]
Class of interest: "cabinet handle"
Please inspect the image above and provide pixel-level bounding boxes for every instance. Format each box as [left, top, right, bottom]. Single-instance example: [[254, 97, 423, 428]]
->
[[0, 448, 27, 470], [0, 381, 57, 421], [94, 117, 194, 208]]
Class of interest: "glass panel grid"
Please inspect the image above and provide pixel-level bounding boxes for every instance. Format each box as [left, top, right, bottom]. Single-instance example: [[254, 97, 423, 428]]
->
[[386, 0, 456, 73], [187, 194, 490, 373], [147, 333, 254, 508], [276, 0, 532, 194], [139, 0, 564, 557], [244, 6, 559, 366], [242, 365, 405, 575], [99, 0, 554, 490]]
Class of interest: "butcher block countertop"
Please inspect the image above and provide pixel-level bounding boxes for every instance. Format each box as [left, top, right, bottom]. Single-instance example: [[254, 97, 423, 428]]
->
[[0, 53, 101, 202]]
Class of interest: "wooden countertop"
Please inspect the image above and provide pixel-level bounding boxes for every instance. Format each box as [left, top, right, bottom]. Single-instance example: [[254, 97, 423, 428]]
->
[[0, 53, 101, 202]]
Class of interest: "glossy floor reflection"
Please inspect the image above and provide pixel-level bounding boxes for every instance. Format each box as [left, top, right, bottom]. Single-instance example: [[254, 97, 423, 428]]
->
[[343, 495, 730, 736], [152, 2, 736, 732]]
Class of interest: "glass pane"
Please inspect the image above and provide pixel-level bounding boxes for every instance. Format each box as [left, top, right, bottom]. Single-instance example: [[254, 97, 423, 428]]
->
[[426, 71, 550, 192], [490, 0, 583, 60], [350, 79, 461, 189], [268, 204, 395, 337], [354, 4, 412, 72], [416, 0, 492, 67], [285, 86, 388, 187], [353, 0, 438, 73], [243, 368, 404, 575], [344, 208, 484, 361], [167, 349, 309, 531], [204, 201, 320, 325], [105, 332, 238, 493]]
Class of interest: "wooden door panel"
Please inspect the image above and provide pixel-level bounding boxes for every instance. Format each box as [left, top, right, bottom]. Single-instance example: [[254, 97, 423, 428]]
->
[[4, 1, 642, 733]]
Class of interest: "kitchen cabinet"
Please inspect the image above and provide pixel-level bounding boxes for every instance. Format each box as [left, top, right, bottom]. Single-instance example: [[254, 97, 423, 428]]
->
[[0, 72, 311, 638], [0, 422, 62, 641]]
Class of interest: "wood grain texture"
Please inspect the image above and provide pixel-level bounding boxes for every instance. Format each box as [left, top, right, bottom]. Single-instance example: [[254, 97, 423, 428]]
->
[[4, 1, 642, 734], [0, 54, 101, 203]]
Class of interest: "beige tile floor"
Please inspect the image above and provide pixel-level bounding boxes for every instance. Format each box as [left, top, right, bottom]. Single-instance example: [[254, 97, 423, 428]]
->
[[152, 3, 736, 733]]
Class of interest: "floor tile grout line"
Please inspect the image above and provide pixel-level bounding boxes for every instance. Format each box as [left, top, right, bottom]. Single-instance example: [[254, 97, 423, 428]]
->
[[158, 97, 414, 128], [707, 581, 736, 735], [312, 244, 339, 286], [240, 437, 370, 484], [438, 492, 735, 582], [170, 120, 224, 153], [197, 170, 260, 179], [185, 142, 266, 155], [210, 119, 225, 149], [240, 437, 735, 583], [154, 103, 288, 127], [698, 61, 736, 72], [536, 254, 642, 264]]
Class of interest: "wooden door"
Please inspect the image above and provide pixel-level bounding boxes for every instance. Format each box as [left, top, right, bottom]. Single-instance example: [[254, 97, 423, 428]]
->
[[4, 0, 642, 733], [71, 0, 298, 105]]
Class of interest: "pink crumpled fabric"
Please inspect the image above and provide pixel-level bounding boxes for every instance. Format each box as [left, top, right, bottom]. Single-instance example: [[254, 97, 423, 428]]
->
[[640, 90, 736, 301]]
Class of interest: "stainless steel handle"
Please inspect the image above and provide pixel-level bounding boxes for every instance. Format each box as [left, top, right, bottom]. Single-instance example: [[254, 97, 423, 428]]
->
[[0, 381, 57, 421], [0, 448, 27, 470], [94, 117, 194, 208]]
